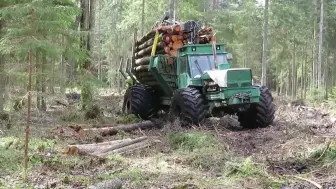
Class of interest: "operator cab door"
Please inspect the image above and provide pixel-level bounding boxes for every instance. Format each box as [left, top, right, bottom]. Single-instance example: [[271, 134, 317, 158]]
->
[[177, 56, 190, 88]]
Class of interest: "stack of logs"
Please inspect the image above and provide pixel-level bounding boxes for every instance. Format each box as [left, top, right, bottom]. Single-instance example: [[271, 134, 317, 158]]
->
[[134, 23, 214, 72]]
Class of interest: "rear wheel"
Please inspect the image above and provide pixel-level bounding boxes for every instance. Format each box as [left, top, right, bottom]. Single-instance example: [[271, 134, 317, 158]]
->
[[170, 88, 207, 126], [237, 85, 275, 128], [122, 84, 157, 120]]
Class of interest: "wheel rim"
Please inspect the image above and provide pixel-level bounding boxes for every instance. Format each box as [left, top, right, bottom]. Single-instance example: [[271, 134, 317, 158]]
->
[[125, 100, 132, 114]]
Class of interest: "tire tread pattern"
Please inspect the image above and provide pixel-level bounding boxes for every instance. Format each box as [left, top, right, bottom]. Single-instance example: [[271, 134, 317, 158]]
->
[[238, 85, 275, 128], [171, 88, 207, 125], [123, 84, 157, 120]]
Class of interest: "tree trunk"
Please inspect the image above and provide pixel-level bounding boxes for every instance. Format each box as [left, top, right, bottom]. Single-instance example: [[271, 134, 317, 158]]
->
[[141, 0, 145, 36], [89, 0, 95, 51], [24, 49, 33, 180], [301, 58, 304, 99], [317, 0, 324, 89], [173, 0, 177, 20], [212, 0, 218, 10], [41, 51, 47, 111], [311, 0, 317, 89], [291, 38, 296, 100], [0, 18, 5, 111], [80, 0, 91, 69], [261, 0, 269, 87], [304, 43, 308, 99], [68, 138, 133, 154], [324, 52, 331, 100], [169, 0, 175, 20], [333, 54, 336, 87], [0, 60, 4, 112], [60, 35, 66, 94], [36, 51, 41, 109], [324, 63, 328, 99], [286, 71, 291, 97], [50, 57, 55, 95], [279, 71, 284, 95], [65, 137, 151, 157]]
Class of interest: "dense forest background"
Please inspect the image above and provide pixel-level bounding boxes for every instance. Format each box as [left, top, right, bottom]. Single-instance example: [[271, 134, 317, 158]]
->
[[2, 1, 336, 188], [1, 0, 336, 112]]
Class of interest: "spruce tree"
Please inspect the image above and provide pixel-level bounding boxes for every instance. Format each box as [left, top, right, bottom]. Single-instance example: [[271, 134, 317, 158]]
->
[[0, 0, 86, 179]]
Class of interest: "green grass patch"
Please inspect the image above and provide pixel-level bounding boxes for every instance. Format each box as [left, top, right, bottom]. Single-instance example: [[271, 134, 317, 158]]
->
[[309, 141, 336, 172], [167, 131, 220, 151], [0, 143, 23, 176], [223, 157, 288, 188], [311, 144, 336, 163], [167, 131, 227, 171], [119, 168, 144, 187], [0, 137, 60, 175], [60, 110, 83, 122], [97, 168, 147, 188], [105, 154, 129, 169]]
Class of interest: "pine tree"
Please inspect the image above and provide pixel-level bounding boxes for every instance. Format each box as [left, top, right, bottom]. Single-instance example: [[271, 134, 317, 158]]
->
[[0, 0, 85, 179]]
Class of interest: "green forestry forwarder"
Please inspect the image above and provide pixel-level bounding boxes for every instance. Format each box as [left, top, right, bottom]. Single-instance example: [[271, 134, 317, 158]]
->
[[119, 12, 275, 128]]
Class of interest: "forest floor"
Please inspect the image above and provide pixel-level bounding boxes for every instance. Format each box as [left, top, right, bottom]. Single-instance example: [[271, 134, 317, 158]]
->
[[1, 91, 336, 189]]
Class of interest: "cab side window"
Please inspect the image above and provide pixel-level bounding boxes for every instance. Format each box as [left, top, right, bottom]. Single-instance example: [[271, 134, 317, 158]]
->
[[179, 56, 188, 73]]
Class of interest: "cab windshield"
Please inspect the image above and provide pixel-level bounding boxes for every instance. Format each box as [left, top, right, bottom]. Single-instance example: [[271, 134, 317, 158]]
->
[[189, 54, 227, 78]]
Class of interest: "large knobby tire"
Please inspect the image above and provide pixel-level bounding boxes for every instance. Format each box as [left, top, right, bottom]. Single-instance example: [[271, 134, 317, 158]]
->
[[170, 88, 207, 126], [122, 84, 157, 120], [237, 85, 275, 128]]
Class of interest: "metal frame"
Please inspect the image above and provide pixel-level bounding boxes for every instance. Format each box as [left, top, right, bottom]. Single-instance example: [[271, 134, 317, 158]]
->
[[118, 57, 127, 79], [118, 57, 137, 83]]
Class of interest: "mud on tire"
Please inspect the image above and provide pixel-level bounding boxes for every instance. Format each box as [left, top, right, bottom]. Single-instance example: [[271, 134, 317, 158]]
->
[[122, 84, 157, 120], [170, 87, 207, 126], [237, 85, 275, 128]]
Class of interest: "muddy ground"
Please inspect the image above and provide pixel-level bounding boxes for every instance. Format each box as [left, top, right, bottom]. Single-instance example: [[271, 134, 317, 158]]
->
[[1, 93, 336, 189]]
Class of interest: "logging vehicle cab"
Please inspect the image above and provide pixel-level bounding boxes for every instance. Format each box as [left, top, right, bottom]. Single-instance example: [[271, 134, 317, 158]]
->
[[120, 16, 275, 128]]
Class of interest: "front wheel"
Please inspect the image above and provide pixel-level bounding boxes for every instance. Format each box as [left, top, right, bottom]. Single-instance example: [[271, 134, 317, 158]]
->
[[122, 84, 157, 120], [170, 88, 207, 126], [237, 85, 275, 128]]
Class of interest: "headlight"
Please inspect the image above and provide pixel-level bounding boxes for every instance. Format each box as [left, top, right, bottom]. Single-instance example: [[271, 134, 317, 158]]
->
[[204, 80, 215, 85]]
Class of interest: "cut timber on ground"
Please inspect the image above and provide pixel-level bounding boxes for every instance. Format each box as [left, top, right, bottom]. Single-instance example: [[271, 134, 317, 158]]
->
[[83, 120, 156, 136], [56, 120, 156, 138], [64, 136, 157, 157]]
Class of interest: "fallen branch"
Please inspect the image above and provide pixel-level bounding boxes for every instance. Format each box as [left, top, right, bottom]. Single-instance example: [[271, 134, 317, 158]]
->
[[55, 100, 68, 107], [84, 120, 155, 136], [291, 175, 322, 189], [316, 140, 331, 161]]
